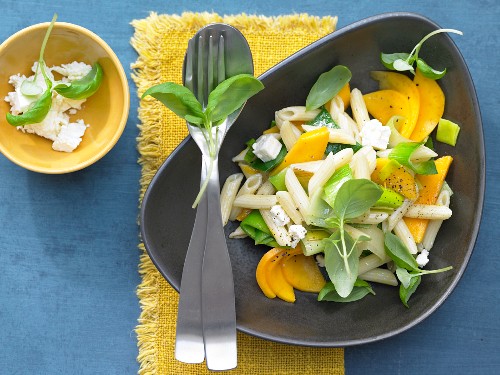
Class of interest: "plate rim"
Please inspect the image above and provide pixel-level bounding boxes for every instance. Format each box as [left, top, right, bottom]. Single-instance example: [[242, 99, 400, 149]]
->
[[140, 11, 486, 347]]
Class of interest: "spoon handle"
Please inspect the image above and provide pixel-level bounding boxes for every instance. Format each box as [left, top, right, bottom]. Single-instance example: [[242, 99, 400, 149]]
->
[[202, 155, 237, 371], [174, 158, 208, 364]]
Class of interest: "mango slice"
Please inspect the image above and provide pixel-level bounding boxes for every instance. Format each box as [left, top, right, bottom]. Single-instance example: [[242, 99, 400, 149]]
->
[[371, 71, 420, 138], [409, 69, 445, 142], [363, 89, 411, 126], [282, 254, 326, 292], [265, 248, 302, 303], [404, 156, 453, 243], [256, 248, 281, 298], [371, 158, 418, 200], [271, 127, 329, 175]]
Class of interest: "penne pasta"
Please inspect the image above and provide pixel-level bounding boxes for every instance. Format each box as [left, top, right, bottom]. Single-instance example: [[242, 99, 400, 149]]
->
[[276, 106, 320, 122], [259, 209, 291, 247], [256, 180, 276, 195], [232, 148, 248, 162], [394, 219, 418, 254], [404, 204, 452, 220], [359, 268, 398, 286], [290, 160, 324, 174], [350, 88, 370, 130], [358, 253, 390, 275], [422, 188, 452, 250], [220, 173, 244, 225], [350, 210, 389, 224], [387, 198, 414, 232], [232, 194, 277, 209], [276, 191, 303, 224], [229, 174, 263, 220], [308, 152, 337, 196], [280, 120, 301, 150], [285, 168, 310, 220]]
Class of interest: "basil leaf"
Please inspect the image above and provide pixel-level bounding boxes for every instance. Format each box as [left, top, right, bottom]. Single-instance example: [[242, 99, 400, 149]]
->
[[250, 143, 287, 172], [424, 136, 434, 151], [53, 63, 103, 100], [380, 52, 412, 70], [333, 179, 382, 221], [323, 230, 359, 297], [416, 58, 447, 80], [318, 279, 375, 302], [384, 232, 419, 271], [400, 274, 421, 308], [6, 87, 52, 127], [389, 142, 437, 175], [396, 267, 414, 288], [142, 82, 205, 123], [306, 65, 352, 111], [240, 210, 279, 247], [307, 108, 339, 128], [206, 74, 264, 123]]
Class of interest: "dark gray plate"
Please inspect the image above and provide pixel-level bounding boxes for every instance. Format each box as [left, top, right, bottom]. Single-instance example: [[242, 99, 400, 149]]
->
[[140, 12, 484, 346]]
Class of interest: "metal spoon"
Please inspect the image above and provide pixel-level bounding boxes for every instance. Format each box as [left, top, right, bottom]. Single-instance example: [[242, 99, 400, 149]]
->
[[175, 23, 253, 371]]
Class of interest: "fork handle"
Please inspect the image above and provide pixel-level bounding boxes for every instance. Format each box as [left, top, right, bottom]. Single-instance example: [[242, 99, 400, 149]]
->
[[174, 159, 208, 364], [202, 155, 237, 371]]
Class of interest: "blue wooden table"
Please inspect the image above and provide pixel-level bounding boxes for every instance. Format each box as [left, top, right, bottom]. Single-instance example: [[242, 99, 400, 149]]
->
[[0, 1, 498, 374]]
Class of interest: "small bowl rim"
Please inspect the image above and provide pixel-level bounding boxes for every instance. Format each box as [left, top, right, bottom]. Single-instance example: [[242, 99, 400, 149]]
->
[[0, 21, 130, 174]]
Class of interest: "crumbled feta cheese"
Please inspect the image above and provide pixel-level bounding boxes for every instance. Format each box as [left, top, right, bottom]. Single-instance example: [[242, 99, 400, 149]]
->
[[416, 249, 430, 268], [51, 61, 92, 81], [270, 205, 290, 227], [5, 61, 92, 152], [289, 224, 307, 248], [252, 134, 282, 162], [360, 119, 391, 150], [52, 120, 88, 152]]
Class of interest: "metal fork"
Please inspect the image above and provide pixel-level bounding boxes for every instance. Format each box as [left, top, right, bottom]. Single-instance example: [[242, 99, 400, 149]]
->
[[175, 24, 253, 371]]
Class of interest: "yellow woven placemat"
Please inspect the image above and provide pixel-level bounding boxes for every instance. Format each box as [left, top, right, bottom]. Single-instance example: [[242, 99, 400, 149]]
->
[[132, 12, 344, 375]]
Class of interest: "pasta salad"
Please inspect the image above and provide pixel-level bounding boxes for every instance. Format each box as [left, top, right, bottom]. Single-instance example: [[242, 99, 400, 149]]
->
[[220, 30, 461, 307]]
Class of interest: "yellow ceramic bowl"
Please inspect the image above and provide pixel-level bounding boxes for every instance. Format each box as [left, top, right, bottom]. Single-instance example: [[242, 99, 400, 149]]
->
[[0, 22, 129, 173]]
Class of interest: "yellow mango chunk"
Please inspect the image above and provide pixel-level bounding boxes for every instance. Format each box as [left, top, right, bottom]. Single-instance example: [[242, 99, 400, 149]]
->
[[282, 254, 326, 293], [409, 69, 445, 142], [371, 158, 418, 200], [271, 127, 329, 175], [363, 89, 411, 126], [404, 156, 453, 243], [371, 71, 420, 138]]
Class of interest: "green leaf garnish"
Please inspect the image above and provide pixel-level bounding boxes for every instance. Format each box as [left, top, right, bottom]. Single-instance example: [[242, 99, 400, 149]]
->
[[54, 63, 103, 100], [306, 65, 352, 111], [321, 179, 382, 297], [143, 74, 264, 207], [6, 87, 52, 126], [142, 82, 205, 122], [7, 14, 57, 126], [384, 232, 420, 271], [399, 274, 421, 308], [318, 279, 375, 302], [380, 28, 462, 79], [206, 73, 264, 122]]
